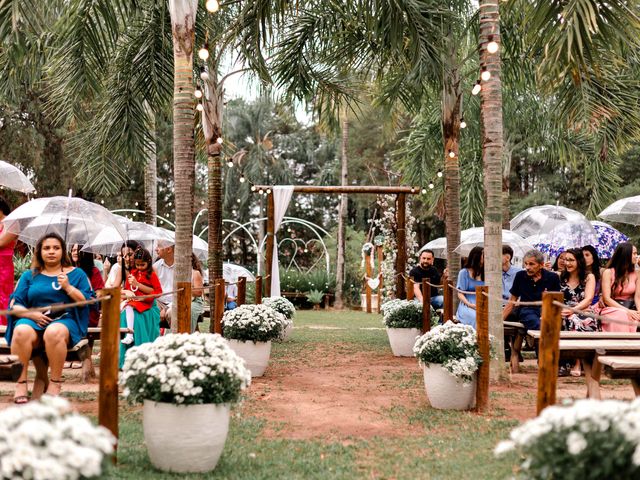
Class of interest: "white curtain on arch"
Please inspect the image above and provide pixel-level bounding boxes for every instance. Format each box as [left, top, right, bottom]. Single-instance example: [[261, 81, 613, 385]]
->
[[270, 186, 294, 296]]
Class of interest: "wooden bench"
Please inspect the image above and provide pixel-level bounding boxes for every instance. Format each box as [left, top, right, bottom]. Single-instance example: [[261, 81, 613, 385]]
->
[[0, 355, 23, 381], [504, 321, 527, 373], [598, 356, 640, 396]]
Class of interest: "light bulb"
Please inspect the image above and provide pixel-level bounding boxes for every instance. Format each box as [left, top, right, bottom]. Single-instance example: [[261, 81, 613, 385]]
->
[[194, 85, 203, 99], [134, 201, 139, 206], [410, 187, 415, 193], [258, 189, 264, 195], [236, 198, 241, 203], [205, 0, 219, 12], [200, 200, 205, 205], [428, 182, 435, 189], [460, 118, 467, 129], [216, 137, 223, 144], [199, 66, 209, 81], [250, 185, 256, 192], [100, 200, 104, 204], [437, 170, 443, 178], [481, 68, 491, 81], [239, 175, 246, 183], [448, 150, 455, 158], [487, 36, 499, 54], [266, 189, 272, 194], [421, 188, 427, 194], [227, 160, 234, 168], [196, 103, 204, 112], [198, 43, 209, 61], [472, 81, 481, 95]]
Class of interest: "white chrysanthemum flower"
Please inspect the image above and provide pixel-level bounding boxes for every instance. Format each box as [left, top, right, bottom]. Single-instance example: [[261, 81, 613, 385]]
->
[[567, 431, 588, 455]]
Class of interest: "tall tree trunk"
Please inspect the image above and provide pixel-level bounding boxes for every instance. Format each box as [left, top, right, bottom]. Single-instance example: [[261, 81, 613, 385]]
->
[[502, 143, 512, 229], [442, 36, 462, 310], [479, 0, 506, 379], [202, 70, 224, 332], [334, 109, 349, 309], [144, 104, 158, 226], [169, 0, 198, 332]]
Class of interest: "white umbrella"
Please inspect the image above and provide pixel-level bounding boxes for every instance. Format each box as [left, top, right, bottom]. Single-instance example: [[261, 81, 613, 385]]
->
[[0, 160, 35, 194], [452, 227, 534, 258], [2, 196, 126, 247], [223, 263, 255, 282], [598, 195, 640, 226], [510, 205, 597, 256], [155, 227, 209, 262], [82, 219, 174, 255], [419, 237, 447, 258]]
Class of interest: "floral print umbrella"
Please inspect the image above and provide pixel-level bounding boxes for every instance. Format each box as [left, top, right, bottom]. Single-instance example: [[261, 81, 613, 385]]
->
[[590, 221, 629, 259]]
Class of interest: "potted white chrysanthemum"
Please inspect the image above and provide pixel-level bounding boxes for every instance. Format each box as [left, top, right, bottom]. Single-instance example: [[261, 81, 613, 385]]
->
[[121, 333, 251, 473], [381, 299, 427, 357], [495, 398, 640, 479], [262, 296, 296, 339], [222, 304, 291, 377], [413, 321, 482, 410], [0, 396, 115, 480]]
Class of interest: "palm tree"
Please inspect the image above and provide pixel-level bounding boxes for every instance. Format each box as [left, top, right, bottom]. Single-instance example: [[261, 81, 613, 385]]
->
[[334, 108, 349, 309]]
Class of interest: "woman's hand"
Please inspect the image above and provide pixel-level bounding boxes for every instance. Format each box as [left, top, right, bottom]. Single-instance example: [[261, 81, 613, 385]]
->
[[121, 290, 135, 299], [127, 274, 138, 289], [561, 308, 572, 317], [57, 272, 70, 291], [467, 303, 476, 310], [29, 311, 52, 327], [627, 309, 640, 322]]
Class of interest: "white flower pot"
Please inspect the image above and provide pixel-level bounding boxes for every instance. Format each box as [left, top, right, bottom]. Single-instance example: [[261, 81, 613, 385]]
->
[[386, 327, 421, 357], [143, 400, 230, 473], [226, 339, 272, 377], [422, 364, 476, 410]]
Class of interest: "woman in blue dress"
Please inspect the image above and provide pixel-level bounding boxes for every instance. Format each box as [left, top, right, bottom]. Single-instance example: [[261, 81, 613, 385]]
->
[[455, 246, 485, 329], [7, 233, 93, 402]]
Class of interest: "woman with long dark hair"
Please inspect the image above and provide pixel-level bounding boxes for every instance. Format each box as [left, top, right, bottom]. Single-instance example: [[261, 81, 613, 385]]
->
[[597, 242, 640, 332], [582, 245, 602, 305], [455, 246, 484, 329], [7, 233, 93, 401]]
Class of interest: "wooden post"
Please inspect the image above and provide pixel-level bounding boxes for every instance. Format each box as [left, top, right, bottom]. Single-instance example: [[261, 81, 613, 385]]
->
[[255, 275, 262, 304], [176, 281, 192, 334], [265, 192, 275, 297], [214, 279, 225, 335], [377, 246, 384, 314], [365, 251, 372, 313], [475, 286, 490, 413], [536, 292, 564, 415], [406, 277, 414, 300], [98, 287, 120, 462], [442, 273, 454, 322], [421, 279, 431, 333], [237, 277, 246, 305], [395, 193, 407, 299]]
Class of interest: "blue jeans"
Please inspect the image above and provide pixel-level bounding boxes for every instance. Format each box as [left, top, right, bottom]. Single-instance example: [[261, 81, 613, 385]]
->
[[430, 295, 444, 309], [225, 301, 237, 311], [517, 307, 541, 330]]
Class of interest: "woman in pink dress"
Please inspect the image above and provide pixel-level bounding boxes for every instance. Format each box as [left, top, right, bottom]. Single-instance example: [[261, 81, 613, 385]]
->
[[597, 242, 640, 332], [0, 198, 18, 326]]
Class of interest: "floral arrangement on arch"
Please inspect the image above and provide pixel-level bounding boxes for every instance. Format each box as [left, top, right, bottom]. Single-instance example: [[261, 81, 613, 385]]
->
[[222, 304, 291, 343], [121, 333, 251, 405], [373, 194, 418, 301], [0, 396, 116, 480], [262, 296, 296, 320], [495, 398, 640, 479], [413, 321, 482, 383]]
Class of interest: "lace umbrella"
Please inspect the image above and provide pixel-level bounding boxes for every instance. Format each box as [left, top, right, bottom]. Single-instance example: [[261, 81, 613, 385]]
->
[[453, 227, 534, 258], [0, 160, 35, 194], [590, 221, 629, 259]]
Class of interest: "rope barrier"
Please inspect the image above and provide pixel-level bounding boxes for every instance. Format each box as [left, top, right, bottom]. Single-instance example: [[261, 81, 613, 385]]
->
[[0, 296, 112, 317], [126, 288, 185, 302], [552, 300, 640, 328], [479, 290, 544, 307]]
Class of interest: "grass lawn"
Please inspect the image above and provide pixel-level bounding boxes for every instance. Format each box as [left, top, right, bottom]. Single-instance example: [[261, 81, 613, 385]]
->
[[105, 310, 519, 479]]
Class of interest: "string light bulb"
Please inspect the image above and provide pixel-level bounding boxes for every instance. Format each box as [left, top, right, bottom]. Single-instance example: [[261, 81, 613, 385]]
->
[[196, 103, 204, 112], [239, 174, 246, 183], [236, 198, 241, 203], [266, 188, 272, 194], [258, 189, 264, 195], [448, 150, 456, 158], [472, 80, 481, 95], [227, 160, 234, 168], [487, 36, 499, 54], [199, 66, 209, 81], [428, 182, 435, 189], [460, 118, 467, 129], [205, 0, 220, 12], [251, 185, 256, 192], [194, 85, 203, 99], [216, 137, 223, 144], [437, 170, 443, 178], [481, 67, 491, 81], [421, 188, 427, 194], [198, 43, 209, 61]]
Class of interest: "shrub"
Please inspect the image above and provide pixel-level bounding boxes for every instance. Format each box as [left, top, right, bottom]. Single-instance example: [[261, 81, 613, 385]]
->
[[305, 289, 324, 305], [262, 296, 296, 319], [222, 304, 290, 342], [381, 299, 427, 329]]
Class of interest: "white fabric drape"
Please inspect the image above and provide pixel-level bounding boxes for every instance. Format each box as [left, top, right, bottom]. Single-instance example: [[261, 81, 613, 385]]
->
[[271, 186, 294, 296]]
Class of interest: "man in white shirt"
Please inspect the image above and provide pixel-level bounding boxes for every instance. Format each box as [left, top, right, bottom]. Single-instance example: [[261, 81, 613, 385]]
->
[[154, 244, 175, 324]]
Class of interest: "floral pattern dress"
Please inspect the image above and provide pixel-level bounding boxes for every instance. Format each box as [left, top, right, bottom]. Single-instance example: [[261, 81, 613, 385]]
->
[[560, 281, 598, 332]]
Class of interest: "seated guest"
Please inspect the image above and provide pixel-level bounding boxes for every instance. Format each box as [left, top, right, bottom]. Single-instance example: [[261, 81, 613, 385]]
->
[[559, 249, 596, 332], [596, 242, 640, 332], [503, 249, 562, 330], [582, 245, 602, 305], [552, 251, 567, 274], [455, 246, 484, 329], [7, 233, 93, 401], [191, 254, 205, 332], [502, 245, 522, 302], [154, 243, 175, 325], [409, 249, 444, 309], [225, 282, 238, 310]]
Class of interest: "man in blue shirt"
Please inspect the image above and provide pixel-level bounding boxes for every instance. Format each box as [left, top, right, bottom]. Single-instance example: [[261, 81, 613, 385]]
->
[[502, 245, 522, 301], [502, 249, 561, 330]]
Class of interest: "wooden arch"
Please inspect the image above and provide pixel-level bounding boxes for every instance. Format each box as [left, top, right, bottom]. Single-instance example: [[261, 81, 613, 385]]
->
[[253, 185, 419, 299]]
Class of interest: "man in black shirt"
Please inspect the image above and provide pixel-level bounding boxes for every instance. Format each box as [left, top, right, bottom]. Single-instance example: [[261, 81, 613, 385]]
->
[[502, 249, 561, 330], [409, 249, 443, 309]]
